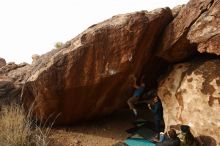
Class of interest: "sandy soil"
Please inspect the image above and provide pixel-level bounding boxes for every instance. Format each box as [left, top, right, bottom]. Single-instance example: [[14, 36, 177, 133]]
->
[[49, 108, 154, 146]]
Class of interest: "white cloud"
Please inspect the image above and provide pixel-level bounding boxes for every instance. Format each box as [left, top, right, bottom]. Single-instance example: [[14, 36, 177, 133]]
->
[[0, 0, 189, 63]]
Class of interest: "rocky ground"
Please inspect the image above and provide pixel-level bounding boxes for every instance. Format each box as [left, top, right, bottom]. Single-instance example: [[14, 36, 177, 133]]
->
[[50, 108, 154, 146]]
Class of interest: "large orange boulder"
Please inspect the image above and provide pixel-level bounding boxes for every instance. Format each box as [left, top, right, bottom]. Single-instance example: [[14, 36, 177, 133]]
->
[[158, 59, 220, 146], [157, 0, 220, 62], [23, 9, 173, 124]]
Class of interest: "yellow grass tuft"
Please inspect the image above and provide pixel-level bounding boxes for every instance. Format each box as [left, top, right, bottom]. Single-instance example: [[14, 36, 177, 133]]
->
[[0, 104, 51, 146]]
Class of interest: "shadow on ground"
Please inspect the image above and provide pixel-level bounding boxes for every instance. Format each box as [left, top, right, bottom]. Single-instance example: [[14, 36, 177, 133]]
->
[[49, 108, 156, 146]]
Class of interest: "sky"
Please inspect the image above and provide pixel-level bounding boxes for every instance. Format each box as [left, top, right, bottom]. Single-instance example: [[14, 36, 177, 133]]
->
[[0, 0, 189, 64]]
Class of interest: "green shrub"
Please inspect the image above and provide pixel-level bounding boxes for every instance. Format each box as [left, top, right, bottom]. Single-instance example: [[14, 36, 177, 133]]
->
[[54, 42, 64, 49]]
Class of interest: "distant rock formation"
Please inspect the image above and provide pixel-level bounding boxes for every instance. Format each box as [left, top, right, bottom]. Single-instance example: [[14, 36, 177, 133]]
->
[[0, 61, 30, 103], [22, 8, 173, 124], [158, 59, 220, 146], [0, 57, 6, 68]]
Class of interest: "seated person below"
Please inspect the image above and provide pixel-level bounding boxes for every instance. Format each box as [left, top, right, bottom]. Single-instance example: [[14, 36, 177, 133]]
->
[[178, 125, 196, 146], [156, 129, 180, 146], [127, 75, 145, 116]]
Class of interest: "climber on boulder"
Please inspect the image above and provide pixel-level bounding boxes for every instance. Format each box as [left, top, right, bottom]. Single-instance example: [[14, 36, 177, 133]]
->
[[127, 75, 146, 116]]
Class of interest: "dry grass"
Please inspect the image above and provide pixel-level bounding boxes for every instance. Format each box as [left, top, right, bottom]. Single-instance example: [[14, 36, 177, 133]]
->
[[0, 104, 51, 146]]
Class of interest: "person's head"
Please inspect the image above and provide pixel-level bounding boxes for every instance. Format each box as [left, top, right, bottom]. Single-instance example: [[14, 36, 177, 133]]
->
[[180, 125, 195, 144], [180, 125, 190, 133], [167, 129, 178, 139]]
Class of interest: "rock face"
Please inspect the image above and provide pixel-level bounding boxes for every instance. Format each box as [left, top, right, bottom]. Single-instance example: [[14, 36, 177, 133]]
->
[[0, 62, 30, 103], [31, 54, 40, 64], [0, 57, 6, 68], [157, 0, 220, 62], [187, 0, 220, 55], [171, 4, 185, 18], [158, 59, 220, 146], [1, 2, 217, 145], [22, 9, 173, 124]]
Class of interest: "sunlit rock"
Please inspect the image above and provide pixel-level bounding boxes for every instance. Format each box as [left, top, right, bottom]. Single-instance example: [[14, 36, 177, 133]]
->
[[158, 59, 220, 146]]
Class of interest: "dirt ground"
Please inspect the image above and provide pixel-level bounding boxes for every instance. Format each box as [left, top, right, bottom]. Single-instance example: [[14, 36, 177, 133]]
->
[[50, 108, 155, 146]]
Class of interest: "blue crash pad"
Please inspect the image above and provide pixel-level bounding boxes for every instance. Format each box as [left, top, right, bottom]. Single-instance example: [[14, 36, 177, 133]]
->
[[124, 138, 156, 146]]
